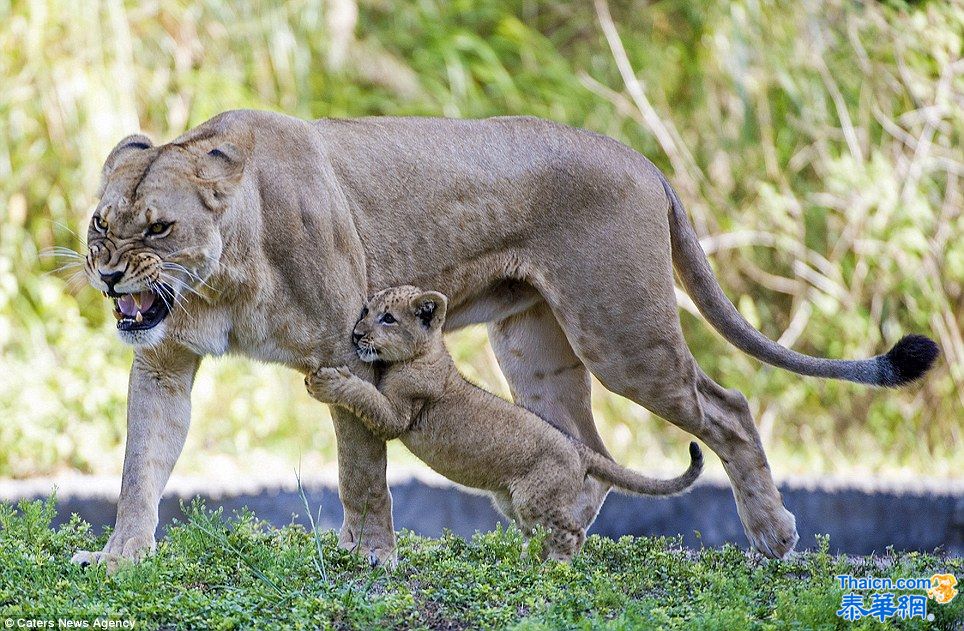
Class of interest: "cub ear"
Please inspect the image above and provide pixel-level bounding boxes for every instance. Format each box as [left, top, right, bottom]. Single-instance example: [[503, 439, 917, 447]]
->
[[100, 134, 153, 190], [411, 291, 448, 329], [196, 142, 248, 211]]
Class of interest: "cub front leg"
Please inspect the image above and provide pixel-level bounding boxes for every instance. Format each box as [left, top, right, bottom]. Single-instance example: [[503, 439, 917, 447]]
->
[[306, 366, 411, 440], [71, 345, 199, 573]]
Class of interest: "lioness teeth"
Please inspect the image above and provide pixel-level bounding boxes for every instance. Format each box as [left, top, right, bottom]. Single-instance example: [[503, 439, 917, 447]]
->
[[107, 285, 172, 331], [116, 292, 155, 317]]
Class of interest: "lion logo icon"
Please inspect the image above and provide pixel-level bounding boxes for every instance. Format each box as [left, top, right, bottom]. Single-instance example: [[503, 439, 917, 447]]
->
[[927, 574, 958, 604]]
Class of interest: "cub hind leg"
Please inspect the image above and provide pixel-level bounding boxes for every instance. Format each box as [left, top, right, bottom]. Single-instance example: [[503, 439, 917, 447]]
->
[[490, 491, 519, 523], [514, 503, 586, 562], [511, 473, 587, 562]]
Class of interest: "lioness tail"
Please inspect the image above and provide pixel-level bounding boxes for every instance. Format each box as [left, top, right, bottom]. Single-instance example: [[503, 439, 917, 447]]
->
[[661, 174, 939, 387], [578, 441, 703, 497]]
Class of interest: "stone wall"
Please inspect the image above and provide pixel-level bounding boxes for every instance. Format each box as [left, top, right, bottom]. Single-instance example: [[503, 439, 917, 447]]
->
[[3, 474, 961, 555]]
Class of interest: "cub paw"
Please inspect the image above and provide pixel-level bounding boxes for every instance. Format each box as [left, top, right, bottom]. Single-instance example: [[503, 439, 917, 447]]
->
[[305, 365, 354, 401]]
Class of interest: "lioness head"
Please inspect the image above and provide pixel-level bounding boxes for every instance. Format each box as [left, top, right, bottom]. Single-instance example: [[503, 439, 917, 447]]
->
[[352, 285, 448, 363], [85, 125, 249, 346]]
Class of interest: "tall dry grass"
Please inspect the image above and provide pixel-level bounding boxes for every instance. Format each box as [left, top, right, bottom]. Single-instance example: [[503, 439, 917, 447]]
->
[[0, 0, 960, 480]]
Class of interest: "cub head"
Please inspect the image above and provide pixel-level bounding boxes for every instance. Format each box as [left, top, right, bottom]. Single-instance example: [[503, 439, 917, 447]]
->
[[85, 124, 250, 346], [352, 285, 448, 363]]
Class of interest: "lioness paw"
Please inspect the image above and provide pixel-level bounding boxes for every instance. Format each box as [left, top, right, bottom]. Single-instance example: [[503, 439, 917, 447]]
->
[[70, 533, 154, 574], [744, 505, 798, 559], [70, 550, 130, 574], [338, 523, 398, 570]]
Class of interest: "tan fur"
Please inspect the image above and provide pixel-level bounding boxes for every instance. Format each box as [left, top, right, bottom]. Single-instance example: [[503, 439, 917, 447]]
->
[[306, 286, 703, 561], [73, 108, 929, 569]]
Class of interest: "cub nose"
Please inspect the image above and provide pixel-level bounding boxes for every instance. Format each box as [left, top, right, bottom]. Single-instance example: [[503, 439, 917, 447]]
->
[[351, 330, 364, 344], [99, 270, 125, 291]]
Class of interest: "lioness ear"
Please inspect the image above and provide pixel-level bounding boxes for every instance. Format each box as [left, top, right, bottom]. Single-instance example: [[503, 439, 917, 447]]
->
[[198, 143, 245, 179], [100, 134, 153, 192], [411, 291, 448, 329], [196, 142, 247, 211]]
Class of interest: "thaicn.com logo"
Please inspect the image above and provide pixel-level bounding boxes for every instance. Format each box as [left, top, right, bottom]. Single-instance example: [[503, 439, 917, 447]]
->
[[835, 573, 958, 623]]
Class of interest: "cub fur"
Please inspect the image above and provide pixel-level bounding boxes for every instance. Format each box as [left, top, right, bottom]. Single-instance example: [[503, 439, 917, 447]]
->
[[306, 285, 703, 561]]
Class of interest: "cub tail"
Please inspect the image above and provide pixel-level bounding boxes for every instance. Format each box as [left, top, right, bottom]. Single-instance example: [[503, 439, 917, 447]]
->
[[578, 441, 704, 497]]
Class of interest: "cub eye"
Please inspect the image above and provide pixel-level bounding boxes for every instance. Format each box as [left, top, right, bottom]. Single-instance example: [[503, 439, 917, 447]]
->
[[360, 306, 369, 319], [92, 215, 108, 233], [379, 312, 396, 325], [146, 221, 172, 237]]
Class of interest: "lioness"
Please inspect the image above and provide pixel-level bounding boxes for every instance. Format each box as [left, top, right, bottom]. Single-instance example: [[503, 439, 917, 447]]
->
[[73, 110, 937, 569], [306, 285, 704, 561]]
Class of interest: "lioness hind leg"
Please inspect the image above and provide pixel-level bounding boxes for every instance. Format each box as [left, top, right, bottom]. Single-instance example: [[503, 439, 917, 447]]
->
[[688, 367, 799, 558], [600, 353, 797, 558], [488, 301, 611, 530], [533, 255, 798, 558]]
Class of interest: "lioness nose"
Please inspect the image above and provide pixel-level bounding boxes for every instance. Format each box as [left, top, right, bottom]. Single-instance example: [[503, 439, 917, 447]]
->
[[100, 270, 124, 291]]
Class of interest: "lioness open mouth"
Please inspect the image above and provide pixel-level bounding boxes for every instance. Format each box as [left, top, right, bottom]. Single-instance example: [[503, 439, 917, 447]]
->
[[110, 286, 173, 331]]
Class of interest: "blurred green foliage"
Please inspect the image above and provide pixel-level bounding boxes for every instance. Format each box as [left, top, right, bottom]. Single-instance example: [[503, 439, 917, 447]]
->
[[0, 0, 960, 479]]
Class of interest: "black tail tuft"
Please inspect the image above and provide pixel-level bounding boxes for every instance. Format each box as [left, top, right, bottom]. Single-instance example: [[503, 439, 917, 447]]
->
[[879, 334, 940, 387], [688, 441, 703, 466]]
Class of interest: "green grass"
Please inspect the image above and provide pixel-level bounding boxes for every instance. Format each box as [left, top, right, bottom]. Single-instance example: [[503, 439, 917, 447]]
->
[[1, 498, 961, 629]]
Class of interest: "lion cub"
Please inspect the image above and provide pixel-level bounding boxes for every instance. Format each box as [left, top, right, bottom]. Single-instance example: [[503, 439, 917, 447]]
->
[[306, 285, 703, 561]]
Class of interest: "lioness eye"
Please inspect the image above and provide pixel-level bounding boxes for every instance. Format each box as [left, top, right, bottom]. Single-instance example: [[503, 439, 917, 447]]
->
[[92, 216, 108, 233], [379, 313, 396, 325], [146, 221, 172, 237]]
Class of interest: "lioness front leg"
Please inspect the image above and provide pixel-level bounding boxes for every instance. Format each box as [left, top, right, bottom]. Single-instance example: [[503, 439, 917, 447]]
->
[[330, 407, 397, 567], [306, 366, 411, 440], [71, 346, 199, 572]]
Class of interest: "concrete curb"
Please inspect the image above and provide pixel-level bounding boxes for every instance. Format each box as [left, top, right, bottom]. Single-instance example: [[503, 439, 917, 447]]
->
[[2, 474, 961, 555]]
